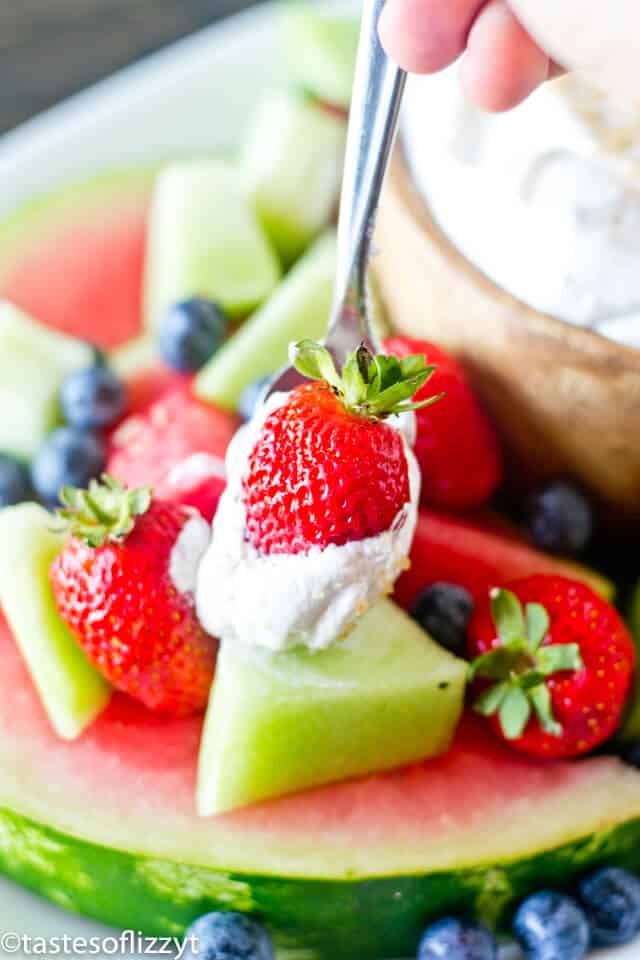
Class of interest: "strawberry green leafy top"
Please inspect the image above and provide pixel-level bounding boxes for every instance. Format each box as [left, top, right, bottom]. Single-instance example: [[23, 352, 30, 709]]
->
[[56, 475, 152, 548], [469, 588, 584, 740], [291, 339, 443, 420]]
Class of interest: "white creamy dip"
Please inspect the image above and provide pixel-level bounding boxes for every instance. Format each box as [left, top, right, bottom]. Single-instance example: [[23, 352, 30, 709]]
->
[[196, 392, 421, 652], [169, 513, 211, 595], [403, 69, 640, 346]]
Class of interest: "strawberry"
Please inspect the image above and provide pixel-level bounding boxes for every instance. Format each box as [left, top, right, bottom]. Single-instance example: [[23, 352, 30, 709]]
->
[[107, 382, 238, 522], [467, 575, 635, 759], [50, 476, 217, 717], [243, 339, 439, 555], [384, 336, 502, 510]]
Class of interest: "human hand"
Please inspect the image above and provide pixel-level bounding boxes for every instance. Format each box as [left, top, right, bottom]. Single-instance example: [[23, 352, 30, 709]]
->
[[379, 0, 562, 112]]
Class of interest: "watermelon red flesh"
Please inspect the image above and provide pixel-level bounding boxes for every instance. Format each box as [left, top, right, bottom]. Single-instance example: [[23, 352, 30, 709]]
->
[[394, 508, 613, 610], [0, 172, 152, 350], [0, 208, 146, 350]]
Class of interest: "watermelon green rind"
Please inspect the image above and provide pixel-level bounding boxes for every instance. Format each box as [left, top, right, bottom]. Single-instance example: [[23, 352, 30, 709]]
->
[[2, 804, 640, 959]]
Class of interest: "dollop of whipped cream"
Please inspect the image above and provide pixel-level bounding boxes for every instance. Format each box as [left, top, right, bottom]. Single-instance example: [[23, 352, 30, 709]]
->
[[196, 393, 420, 652], [169, 513, 211, 595]]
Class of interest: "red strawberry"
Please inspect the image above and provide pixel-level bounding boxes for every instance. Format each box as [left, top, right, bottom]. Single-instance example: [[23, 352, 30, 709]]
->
[[384, 336, 502, 510], [50, 477, 217, 717], [467, 575, 635, 759], [107, 382, 238, 522], [243, 339, 438, 555]]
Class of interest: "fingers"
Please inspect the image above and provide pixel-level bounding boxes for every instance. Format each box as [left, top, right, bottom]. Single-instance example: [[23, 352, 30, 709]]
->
[[460, 0, 552, 111], [379, 0, 486, 73]]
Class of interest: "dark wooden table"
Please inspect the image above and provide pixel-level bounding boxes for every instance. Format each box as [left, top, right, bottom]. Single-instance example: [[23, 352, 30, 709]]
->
[[0, 0, 261, 135]]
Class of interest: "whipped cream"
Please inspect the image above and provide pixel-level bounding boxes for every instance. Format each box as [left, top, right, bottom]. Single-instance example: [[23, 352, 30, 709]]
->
[[169, 513, 211, 595], [196, 393, 421, 652], [403, 70, 640, 346]]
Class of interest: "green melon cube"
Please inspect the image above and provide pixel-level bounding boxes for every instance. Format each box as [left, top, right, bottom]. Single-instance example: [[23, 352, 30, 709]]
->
[[243, 92, 346, 264], [144, 161, 281, 327], [197, 599, 467, 815], [284, 9, 359, 110], [0, 301, 94, 460], [0, 503, 111, 740], [194, 230, 337, 411]]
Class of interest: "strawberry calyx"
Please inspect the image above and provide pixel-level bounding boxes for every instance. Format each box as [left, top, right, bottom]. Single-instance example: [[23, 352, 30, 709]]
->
[[291, 339, 443, 420], [469, 588, 584, 740], [56, 475, 152, 548]]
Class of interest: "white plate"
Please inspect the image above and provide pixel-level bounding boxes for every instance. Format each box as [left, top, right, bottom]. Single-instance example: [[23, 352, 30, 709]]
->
[[0, 4, 638, 958]]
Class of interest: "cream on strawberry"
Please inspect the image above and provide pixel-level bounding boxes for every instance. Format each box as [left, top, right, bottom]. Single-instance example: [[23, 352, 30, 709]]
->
[[196, 341, 437, 652]]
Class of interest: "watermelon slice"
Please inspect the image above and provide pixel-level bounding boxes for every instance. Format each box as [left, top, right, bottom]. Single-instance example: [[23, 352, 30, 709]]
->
[[2, 169, 639, 960], [395, 508, 614, 611], [2, 613, 640, 958], [0, 170, 154, 350]]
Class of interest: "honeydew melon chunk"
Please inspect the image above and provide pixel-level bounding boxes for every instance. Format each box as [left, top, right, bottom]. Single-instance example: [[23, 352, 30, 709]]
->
[[284, 9, 359, 110], [110, 333, 157, 379], [0, 503, 111, 740], [0, 301, 94, 460], [242, 91, 346, 264], [144, 161, 281, 327], [197, 598, 467, 815], [194, 230, 337, 411]]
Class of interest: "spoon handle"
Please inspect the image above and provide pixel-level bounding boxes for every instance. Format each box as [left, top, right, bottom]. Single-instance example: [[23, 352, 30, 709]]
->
[[325, 0, 407, 365]]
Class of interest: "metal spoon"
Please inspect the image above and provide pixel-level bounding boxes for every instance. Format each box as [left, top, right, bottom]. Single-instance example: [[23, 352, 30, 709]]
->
[[266, 0, 407, 397]]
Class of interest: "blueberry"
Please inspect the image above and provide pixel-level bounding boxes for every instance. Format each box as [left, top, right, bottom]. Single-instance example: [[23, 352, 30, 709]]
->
[[417, 917, 497, 960], [181, 912, 273, 960], [623, 741, 640, 769], [410, 582, 474, 655], [31, 428, 107, 507], [60, 365, 127, 430], [577, 867, 640, 946], [513, 890, 590, 960], [158, 298, 228, 372], [238, 376, 272, 422], [526, 483, 592, 555], [0, 453, 32, 507]]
